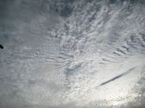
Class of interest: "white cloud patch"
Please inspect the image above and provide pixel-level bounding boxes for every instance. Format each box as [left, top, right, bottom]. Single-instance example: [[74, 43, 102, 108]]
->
[[0, 0, 145, 108]]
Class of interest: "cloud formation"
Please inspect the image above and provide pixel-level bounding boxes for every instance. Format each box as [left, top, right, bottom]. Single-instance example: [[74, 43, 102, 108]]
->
[[0, 0, 145, 108]]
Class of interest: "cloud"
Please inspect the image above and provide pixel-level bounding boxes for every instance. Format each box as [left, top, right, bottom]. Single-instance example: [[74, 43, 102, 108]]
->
[[0, 0, 145, 108]]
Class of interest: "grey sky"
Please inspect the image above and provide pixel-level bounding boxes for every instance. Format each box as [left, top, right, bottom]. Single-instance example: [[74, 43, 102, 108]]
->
[[0, 0, 145, 108]]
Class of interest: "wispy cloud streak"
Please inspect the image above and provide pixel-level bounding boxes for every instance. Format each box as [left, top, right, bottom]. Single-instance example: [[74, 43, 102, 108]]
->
[[96, 67, 136, 88]]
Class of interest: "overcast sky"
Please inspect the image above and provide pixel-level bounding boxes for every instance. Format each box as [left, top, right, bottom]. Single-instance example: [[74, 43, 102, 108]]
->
[[0, 0, 145, 108]]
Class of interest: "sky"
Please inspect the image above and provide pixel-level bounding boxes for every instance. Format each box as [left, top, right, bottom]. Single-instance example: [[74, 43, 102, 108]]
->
[[0, 0, 145, 108]]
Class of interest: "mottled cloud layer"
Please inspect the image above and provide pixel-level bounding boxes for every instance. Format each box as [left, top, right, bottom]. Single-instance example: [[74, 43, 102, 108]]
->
[[0, 0, 145, 108]]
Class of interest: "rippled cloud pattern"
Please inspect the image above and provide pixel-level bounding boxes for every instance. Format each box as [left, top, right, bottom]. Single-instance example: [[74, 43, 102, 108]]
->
[[0, 0, 145, 108]]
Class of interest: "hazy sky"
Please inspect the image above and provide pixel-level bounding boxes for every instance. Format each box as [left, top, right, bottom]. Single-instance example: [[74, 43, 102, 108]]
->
[[0, 0, 145, 108]]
